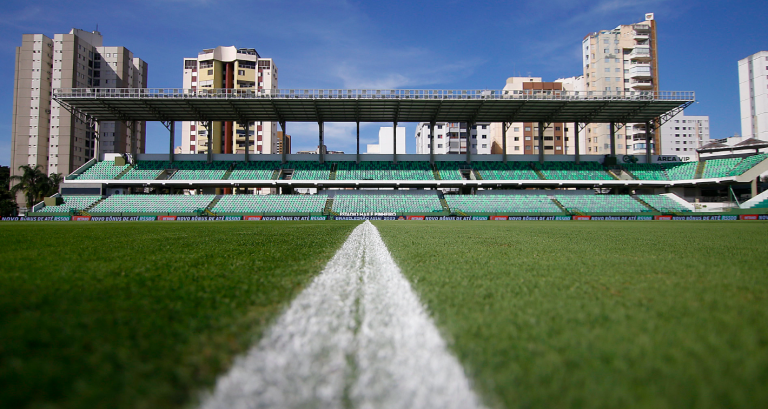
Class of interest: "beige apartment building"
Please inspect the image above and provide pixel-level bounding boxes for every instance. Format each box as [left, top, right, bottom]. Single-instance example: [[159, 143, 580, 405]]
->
[[10, 29, 147, 185], [581, 13, 660, 156], [181, 46, 278, 155], [490, 77, 581, 156]]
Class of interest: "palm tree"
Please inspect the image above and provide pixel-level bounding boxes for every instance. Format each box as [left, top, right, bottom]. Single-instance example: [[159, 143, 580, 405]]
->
[[44, 172, 64, 197], [9, 164, 49, 209]]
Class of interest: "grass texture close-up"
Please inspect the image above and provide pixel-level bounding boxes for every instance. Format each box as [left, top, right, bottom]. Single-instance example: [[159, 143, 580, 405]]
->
[[373, 221, 768, 409], [0, 221, 359, 409]]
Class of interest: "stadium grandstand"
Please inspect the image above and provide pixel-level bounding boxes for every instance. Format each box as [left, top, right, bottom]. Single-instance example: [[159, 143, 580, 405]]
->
[[16, 88, 768, 219]]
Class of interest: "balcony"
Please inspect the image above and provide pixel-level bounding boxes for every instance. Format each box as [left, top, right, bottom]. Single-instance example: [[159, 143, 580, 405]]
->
[[630, 47, 651, 60], [633, 24, 651, 32], [633, 31, 649, 40], [629, 66, 653, 79], [630, 80, 654, 90]]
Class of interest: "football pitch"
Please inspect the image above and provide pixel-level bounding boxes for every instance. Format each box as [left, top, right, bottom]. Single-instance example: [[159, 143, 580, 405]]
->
[[1, 221, 767, 408]]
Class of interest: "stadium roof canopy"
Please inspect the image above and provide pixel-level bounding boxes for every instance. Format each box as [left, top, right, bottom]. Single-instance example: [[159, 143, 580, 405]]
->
[[53, 88, 694, 124]]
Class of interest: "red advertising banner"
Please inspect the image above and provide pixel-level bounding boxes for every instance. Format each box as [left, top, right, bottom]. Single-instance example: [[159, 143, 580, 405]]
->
[[406, 216, 425, 220], [572, 216, 591, 221], [739, 215, 759, 220], [654, 215, 672, 220], [243, 215, 263, 221], [490, 216, 508, 220], [157, 216, 177, 221], [72, 216, 91, 221]]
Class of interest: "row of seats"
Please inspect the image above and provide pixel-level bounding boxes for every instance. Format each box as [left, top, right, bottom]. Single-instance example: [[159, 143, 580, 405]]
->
[[213, 195, 327, 213], [446, 195, 561, 213], [335, 161, 434, 180], [90, 195, 216, 213], [75, 161, 130, 180], [332, 194, 443, 214], [555, 195, 649, 213], [37, 194, 702, 214], [73, 155, 767, 182], [637, 194, 691, 213], [36, 196, 102, 213]]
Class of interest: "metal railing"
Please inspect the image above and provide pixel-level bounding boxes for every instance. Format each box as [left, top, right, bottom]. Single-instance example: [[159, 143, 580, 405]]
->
[[53, 88, 695, 101]]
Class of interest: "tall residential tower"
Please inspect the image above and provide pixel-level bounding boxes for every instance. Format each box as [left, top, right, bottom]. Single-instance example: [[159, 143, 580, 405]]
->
[[11, 29, 147, 182], [181, 46, 278, 155], [739, 51, 768, 141], [582, 13, 659, 156]]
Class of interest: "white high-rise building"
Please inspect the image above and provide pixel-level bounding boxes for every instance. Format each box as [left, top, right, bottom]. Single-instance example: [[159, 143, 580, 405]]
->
[[660, 114, 710, 158], [367, 126, 405, 154], [181, 46, 278, 155], [414, 122, 492, 154], [11, 29, 147, 181], [582, 13, 659, 157], [739, 51, 768, 141]]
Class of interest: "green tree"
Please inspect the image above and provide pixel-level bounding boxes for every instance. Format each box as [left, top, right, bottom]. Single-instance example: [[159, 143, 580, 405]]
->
[[8, 164, 60, 209], [0, 166, 18, 217]]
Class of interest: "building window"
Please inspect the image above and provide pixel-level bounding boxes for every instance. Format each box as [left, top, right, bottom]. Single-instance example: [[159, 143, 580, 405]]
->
[[514, 127, 520, 132], [238, 70, 245, 76], [514, 146, 520, 151]]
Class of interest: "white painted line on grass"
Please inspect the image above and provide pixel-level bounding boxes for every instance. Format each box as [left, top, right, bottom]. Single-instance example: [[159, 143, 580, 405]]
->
[[200, 221, 484, 409]]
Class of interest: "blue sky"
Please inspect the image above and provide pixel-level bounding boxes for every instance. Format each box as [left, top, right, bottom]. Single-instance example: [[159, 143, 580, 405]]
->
[[1, 0, 766, 166]]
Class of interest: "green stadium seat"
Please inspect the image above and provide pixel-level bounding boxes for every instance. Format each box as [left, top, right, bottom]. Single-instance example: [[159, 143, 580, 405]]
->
[[37, 195, 102, 213], [212, 194, 327, 213], [334, 161, 434, 180], [331, 193, 442, 213], [536, 161, 613, 180], [75, 161, 130, 180], [445, 195, 560, 213], [90, 195, 216, 213], [555, 195, 648, 213], [637, 195, 691, 212]]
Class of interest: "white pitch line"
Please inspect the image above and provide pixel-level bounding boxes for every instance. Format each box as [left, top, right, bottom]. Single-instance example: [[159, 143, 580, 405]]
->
[[200, 221, 484, 409]]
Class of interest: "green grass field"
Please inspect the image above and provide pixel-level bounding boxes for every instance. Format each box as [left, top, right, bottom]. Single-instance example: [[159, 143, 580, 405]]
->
[[374, 221, 768, 409], [1, 221, 767, 408], [0, 221, 359, 409]]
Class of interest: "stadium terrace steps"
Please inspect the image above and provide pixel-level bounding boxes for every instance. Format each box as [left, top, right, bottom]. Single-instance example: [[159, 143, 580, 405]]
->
[[211, 194, 327, 214], [36, 195, 103, 213], [554, 194, 649, 214], [445, 194, 562, 214], [331, 193, 443, 214], [74, 160, 131, 180], [636, 194, 692, 213], [334, 161, 434, 181], [631, 195, 658, 212], [740, 189, 768, 209], [67, 155, 768, 182], [90, 195, 217, 214], [534, 161, 613, 180]]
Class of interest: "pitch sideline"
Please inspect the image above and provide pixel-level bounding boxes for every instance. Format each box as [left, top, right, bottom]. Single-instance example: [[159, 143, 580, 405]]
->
[[200, 221, 484, 409]]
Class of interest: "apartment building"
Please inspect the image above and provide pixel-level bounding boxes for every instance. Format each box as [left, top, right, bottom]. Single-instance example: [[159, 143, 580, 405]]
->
[[368, 127, 406, 154], [11, 29, 147, 182], [581, 13, 659, 156], [660, 114, 710, 158], [181, 46, 278, 155], [739, 51, 768, 141], [414, 122, 492, 155], [489, 77, 580, 156]]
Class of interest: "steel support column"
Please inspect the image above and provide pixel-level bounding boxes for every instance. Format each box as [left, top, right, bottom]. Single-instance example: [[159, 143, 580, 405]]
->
[[574, 122, 580, 164], [538, 122, 545, 163], [169, 121, 175, 163], [645, 121, 652, 164], [244, 121, 250, 162], [318, 121, 324, 164], [393, 121, 398, 164], [280, 120, 287, 164], [610, 122, 616, 158], [93, 120, 100, 161], [205, 121, 212, 164], [356, 121, 360, 164], [502, 122, 508, 164], [466, 122, 474, 164], [429, 121, 436, 165]]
